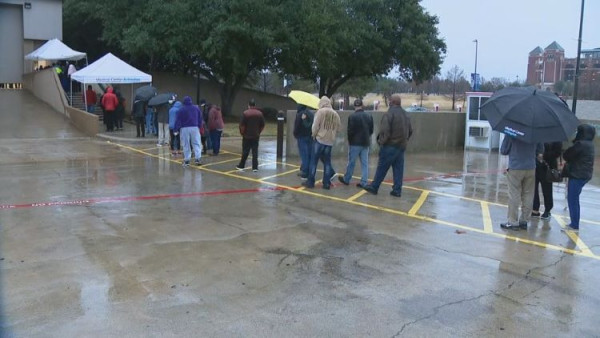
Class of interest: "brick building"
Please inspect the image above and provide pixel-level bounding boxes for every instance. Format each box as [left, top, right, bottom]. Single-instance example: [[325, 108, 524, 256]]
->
[[526, 41, 600, 95]]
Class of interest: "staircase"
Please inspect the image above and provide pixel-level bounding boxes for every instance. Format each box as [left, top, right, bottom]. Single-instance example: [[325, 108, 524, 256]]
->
[[68, 91, 103, 120]]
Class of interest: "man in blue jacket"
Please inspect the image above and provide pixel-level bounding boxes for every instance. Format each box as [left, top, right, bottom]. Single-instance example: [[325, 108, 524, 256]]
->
[[174, 96, 203, 167]]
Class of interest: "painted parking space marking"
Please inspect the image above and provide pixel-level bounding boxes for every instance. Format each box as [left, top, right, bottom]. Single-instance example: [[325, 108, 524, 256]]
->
[[347, 190, 367, 202], [481, 202, 494, 233], [260, 168, 300, 181], [555, 215, 594, 257], [108, 142, 600, 260], [408, 191, 429, 216]]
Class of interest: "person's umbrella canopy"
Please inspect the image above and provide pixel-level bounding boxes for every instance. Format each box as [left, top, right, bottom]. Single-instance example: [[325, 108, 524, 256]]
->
[[481, 87, 580, 144], [289, 90, 320, 110], [148, 93, 176, 107], [135, 85, 157, 101]]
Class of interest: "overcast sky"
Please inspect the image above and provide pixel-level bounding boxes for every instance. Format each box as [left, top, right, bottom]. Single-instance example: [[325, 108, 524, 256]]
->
[[420, 0, 600, 83]]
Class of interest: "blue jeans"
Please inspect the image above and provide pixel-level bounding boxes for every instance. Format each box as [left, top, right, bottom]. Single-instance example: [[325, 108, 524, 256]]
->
[[567, 178, 589, 228], [343, 145, 369, 185], [296, 136, 312, 176], [146, 111, 155, 134], [370, 145, 405, 194], [307, 141, 335, 188], [209, 130, 222, 154], [86, 105, 95, 113]]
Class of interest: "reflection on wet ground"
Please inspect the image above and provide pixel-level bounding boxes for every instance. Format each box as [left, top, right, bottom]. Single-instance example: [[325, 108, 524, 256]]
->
[[1, 90, 600, 336]]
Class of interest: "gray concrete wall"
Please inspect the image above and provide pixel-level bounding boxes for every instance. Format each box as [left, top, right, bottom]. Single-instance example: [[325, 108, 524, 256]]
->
[[285, 110, 465, 157], [23, 69, 98, 137], [149, 72, 297, 117]]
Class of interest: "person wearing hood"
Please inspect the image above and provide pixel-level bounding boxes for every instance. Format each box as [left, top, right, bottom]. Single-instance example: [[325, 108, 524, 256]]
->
[[562, 124, 596, 232], [207, 104, 225, 155], [101, 86, 119, 132], [363, 93, 412, 197], [293, 104, 314, 179], [302, 96, 341, 189], [169, 100, 182, 156], [174, 96, 203, 167]]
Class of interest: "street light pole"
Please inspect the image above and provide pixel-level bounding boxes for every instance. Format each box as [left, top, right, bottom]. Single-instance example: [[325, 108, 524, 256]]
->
[[473, 39, 478, 91], [572, 0, 585, 115]]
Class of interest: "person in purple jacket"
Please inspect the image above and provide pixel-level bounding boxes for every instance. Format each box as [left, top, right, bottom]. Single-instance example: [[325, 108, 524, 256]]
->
[[174, 96, 203, 167]]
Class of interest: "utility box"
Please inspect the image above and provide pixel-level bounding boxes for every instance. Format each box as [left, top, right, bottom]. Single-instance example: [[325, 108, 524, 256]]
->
[[464, 91, 501, 151]]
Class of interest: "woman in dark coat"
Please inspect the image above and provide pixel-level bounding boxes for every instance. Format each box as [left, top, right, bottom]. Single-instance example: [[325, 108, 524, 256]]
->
[[532, 141, 562, 219], [562, 124, 596, 232]]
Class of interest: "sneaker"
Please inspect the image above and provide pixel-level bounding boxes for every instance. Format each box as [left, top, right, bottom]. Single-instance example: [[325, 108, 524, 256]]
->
[[356, 183, 366, 188], [500, 222, 520, 231], [182, 160, 190, 167], [519, 221, 528, 229], [157, 143, 163, 147], [338, 176, 348, 185], [540, 212, 551, 220], [252, 168, 258, 172], [390, 191, 402, 197], [531, 211, 541, 217], [195, 159, 203, 166], [301, 182, 314, 189], [235, 165, 244, 171], [561, 224, 579, 233], [171, 152, 177, 156], [363, 185, 378, 195]]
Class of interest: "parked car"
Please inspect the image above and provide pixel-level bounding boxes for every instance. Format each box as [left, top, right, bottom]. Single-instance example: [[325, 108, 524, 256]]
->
[[405, 106, 429, 112]]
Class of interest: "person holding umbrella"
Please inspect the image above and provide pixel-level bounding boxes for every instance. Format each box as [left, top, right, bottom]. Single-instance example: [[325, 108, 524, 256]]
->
[[562, 124, 596, 232], [499, 136, 544, 231]]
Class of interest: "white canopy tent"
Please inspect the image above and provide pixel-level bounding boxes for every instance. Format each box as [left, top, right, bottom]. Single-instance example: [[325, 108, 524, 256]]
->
[[25, 38, 87, 62], [70, 53, 152, 109]]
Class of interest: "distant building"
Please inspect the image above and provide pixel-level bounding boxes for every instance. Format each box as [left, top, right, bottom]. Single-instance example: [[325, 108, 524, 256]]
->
[[0, 0, 62, 87], [526, 41, 600, 93]]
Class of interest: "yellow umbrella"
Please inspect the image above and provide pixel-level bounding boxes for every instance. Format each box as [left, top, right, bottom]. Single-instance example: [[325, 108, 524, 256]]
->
[[289, 90, 320, 110]]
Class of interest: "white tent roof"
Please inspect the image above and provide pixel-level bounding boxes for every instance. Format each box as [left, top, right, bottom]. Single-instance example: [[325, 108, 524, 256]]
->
[[71, 53, 152, 84], [24, 38, 87, 61]]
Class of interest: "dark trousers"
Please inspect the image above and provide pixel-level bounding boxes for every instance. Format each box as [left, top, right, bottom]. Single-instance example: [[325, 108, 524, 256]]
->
[[170, 129, 181, 150], [105, 110, 115, 131], [135, 116, 145, 137], [533, 166, 553, 212], [238, 138, 259, 170], [209, 130, 222, 155]]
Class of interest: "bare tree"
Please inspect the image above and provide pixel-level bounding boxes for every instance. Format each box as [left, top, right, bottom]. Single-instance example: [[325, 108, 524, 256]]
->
[[446, 65, 464, 111]]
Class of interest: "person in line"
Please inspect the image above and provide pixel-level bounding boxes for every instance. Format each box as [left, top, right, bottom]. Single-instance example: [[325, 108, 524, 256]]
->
[[532, 141, 562, 220], [83, 85, 97, 114], [132, 99, 147, 138], [302, 96, 341, 189], [293, 104, 314, 179], [208, 104, 225, 155], [174, 96, 203, 167], [199, 99, 211, 154], [114, 90, 125, 131], [169, 100, 182, 155], [499, 136, 544, 231], [101, 86, 119, 132], [155, 103, 170, 146], [562, 124, 596, 232], [145, 105, 156, 136], [363, 93, 412, 196], [236, 99, 265, 172], [338, 99, 373, 188]]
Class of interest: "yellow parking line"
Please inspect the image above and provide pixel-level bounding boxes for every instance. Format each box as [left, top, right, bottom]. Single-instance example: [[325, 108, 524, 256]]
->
[[260, 168, 301, 181], [408, 190, 429, 216], [112, 142, 600, 261], [347, 190, 367, 202], [203, 157, 240, 167], [555, 215, 595, 257], [481, 201, 493, 233]]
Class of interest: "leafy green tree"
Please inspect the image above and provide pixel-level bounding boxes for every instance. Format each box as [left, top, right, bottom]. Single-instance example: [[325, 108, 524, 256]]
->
[[276, 0, 446, 97]]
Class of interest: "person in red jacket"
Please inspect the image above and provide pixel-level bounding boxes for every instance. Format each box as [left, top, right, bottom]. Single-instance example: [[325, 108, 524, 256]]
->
[[83, 85, 97, 113], [101, 86, 119, 132]]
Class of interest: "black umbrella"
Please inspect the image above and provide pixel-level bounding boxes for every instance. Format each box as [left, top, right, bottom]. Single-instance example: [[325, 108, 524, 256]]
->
[[481, 87, 580, 144], [147, 93, 176, 107], [134, 85, 157, 101]]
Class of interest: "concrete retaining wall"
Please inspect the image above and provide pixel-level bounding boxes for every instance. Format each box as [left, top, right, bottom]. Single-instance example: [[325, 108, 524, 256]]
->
[[22, 69, 98, 137], [285, 110, 465, 157]]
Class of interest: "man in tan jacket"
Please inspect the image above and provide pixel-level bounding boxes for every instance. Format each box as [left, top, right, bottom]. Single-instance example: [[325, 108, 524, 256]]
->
[[302, 96, 341, 189]]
